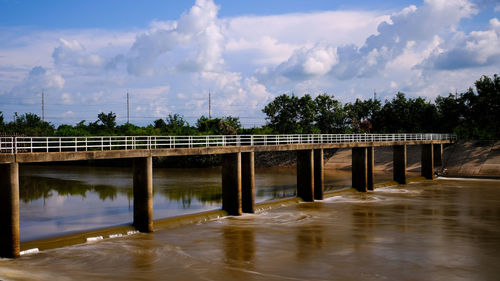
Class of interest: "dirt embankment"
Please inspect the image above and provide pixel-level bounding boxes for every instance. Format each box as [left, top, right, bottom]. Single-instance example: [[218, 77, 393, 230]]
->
[[324, 141, 500, 179], [440, 141, 500, 178]]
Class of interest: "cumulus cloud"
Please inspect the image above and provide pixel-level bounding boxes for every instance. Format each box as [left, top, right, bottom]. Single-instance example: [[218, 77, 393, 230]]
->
[[126, 0, 224, 76], [423, 18, 500, 69], [271, 45, 338, 81], [52, 38, 105, 68], [9, 66, 64, 97], [260, 0, 478, 83]]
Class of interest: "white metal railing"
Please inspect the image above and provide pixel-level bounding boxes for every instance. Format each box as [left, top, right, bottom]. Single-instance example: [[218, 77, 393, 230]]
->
[[0, 134, 456, 154]]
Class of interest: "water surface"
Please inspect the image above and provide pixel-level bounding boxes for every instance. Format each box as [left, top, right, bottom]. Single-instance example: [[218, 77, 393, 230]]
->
[[1, 178, 499, 281]]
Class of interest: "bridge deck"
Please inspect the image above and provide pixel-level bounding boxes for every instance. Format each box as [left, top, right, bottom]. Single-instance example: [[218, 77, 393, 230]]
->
[[0, 139, 452, 164]]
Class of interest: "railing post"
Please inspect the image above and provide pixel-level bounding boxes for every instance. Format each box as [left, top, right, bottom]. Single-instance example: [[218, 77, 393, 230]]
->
[[29, 138, 32, 153], [74, 137, 77, 152], [101, 137, 103, 151], [59, 138, 62, 152]]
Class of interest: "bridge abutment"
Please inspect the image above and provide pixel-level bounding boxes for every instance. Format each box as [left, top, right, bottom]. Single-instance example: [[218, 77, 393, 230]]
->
[[222, 153, 242, 215], [133, 157, 154, 232], [241, 152, 255, 213], [421, 144, 435, 179], [0, 163, 20, 258], [393, 145, 407, 184], [352, 147, 368, 192], [297, 150, 314, 201], [314, 149, 324, 200]]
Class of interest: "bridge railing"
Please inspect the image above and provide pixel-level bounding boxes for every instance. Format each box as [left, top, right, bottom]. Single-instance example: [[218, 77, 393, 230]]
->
[[0, 134, 455, 154]]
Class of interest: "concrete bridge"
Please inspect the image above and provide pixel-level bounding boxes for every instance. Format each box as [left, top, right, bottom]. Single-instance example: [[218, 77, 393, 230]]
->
[[0, 133, 454, 258]]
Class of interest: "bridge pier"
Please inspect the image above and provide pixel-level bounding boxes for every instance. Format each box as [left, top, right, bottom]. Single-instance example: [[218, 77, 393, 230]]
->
[[241, 152, 255, 213], [314, 149, 324, 200], [421, 144, 435, 179], [133, 157, 154, 232], [393, 145, 407, 184], [367, 147, 374, 191], [222, 153, 242, 215], [352, 147, 368, 192], [297, 150, 314, 201], [0, 163, 20, 258], [433, 144, 443, 167]]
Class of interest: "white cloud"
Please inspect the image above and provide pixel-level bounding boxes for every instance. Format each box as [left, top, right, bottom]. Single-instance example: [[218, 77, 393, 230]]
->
[[126, 0, 225, 76], [9, 66, 64, 97], [53, 38, 105, 68], [423, 18, 500, 69]]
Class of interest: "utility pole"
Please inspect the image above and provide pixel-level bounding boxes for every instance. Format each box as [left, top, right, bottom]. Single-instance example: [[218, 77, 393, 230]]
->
[[42, 90, 45, 121], [127, 90, 130, 124], [209, 90, 211, 119]]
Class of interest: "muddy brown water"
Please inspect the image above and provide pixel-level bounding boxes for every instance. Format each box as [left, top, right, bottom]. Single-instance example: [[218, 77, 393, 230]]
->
[[2, 166, 499, 280]]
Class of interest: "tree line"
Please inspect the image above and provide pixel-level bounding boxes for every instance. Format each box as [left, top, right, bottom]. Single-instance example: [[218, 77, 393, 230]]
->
[[0, 74, 498, 140]]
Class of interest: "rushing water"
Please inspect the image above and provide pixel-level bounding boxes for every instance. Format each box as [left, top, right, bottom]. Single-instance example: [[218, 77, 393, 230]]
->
[[18, 164, 395, 241], [3, 166, 499, 281]]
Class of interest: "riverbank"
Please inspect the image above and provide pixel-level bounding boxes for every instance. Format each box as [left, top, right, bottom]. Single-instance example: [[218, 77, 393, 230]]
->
[[325, 140, 500, 178]]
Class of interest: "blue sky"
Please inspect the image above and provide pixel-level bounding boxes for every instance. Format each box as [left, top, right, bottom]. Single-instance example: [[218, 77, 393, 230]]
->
[[1, 0, 499, 127]]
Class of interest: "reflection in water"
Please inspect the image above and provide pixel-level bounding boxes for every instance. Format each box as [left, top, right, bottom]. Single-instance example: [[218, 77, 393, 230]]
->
[[295, 224, 324, 260], [19, 175, 124, 202], [223, 226, 255, 266], [20, 165, 353, 241]]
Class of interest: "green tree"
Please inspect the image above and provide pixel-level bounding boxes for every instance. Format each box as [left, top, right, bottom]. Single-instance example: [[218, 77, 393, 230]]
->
[[5, 113, 55, 136], [262, 94, 300, 133], [314, 94, 347, 133], [196, 116, 241, 135], [97, 112, 117, 130]]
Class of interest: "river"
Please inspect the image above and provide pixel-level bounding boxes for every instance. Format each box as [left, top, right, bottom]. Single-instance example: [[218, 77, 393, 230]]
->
[[1, 165, 499, 280]]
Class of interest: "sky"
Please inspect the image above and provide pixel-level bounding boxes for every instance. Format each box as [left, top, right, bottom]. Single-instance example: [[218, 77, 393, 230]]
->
[[0, 0, 499, 128]]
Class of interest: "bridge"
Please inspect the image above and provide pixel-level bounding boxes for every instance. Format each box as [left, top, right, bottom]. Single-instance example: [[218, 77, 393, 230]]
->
[[0, 133, 454, 258]]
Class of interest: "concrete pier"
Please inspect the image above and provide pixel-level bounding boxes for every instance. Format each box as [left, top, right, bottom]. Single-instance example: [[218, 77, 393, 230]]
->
[[421, 144, 435, 179], [393, 145, 407, 184], [222, 153, 242, 215], [297, 150, 314, 201], [314, 149, 324, 200], [367, 147, 374, 191], [352, 147, 368, 192], [241, 152, 255, 213], [433, 143, 443, 167], [0, 163, 20, 258], [133, 157, 154, 232]]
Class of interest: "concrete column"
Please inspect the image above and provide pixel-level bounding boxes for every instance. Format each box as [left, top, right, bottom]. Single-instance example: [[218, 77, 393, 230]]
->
[[421, 144, 435, 179], [433, 143, 443, 167], [393, 145, 407, 184], [297, 150, 314, 202], [133, 157, 153, 232], [314, 149, 324, 200], [222, 153, 242, 216], [352, 147, 368, 192], [367, 147, 374, 191], [241, 152, 255, 213], [0, 163, 20, 258]]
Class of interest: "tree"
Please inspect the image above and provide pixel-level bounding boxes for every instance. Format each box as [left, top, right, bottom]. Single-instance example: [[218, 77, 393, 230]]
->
[[297, 94, 318, 133], [97, 112, 116, 130], [345, 98, 381, 133], [262, 94, 300, 133], [196, 116, 241, 135], [5, 113, 55, 136], [314, 94, 347, 133]]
